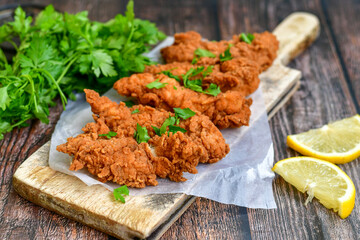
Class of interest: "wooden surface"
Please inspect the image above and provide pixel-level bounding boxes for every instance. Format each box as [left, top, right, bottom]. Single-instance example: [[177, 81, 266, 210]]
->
[[11, 11, 319, 239], [1, 0, 360, 239]]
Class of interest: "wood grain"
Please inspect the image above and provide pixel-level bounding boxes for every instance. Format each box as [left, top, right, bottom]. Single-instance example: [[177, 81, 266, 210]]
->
[[322, 0, 360, 112], [0, 0, 359, 240]]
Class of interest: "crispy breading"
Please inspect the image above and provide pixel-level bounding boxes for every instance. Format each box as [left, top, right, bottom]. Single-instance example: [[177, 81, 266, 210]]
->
[[161, 31, 278, 72], [57, 90, 229, 187], [144, 55, 260, 95], [114, 73, 252, 129]]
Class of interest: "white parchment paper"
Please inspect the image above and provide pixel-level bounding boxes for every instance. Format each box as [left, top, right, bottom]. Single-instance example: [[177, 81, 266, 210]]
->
[[49, 37, 276, 209]]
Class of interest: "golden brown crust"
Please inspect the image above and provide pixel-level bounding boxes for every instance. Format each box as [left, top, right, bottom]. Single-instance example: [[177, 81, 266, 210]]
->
[[113, 73, 252, 129], [161, 31, 279, 72], [57, 89, 229, 187]]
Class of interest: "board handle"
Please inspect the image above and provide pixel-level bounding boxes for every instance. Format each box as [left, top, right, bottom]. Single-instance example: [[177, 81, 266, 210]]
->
[[272, 12, 320, 65]]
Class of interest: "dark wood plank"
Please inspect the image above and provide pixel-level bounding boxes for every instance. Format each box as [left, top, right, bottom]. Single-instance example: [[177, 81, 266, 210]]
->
[[321, 0, 360, 112]]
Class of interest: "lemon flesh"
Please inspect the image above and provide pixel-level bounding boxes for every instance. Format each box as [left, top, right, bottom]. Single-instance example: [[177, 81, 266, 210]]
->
[[272, 157, 355, 219], [287, 115, 360, 164]]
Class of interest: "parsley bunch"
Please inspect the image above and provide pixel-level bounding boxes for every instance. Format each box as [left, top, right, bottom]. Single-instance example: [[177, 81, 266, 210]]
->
[[0, 2, 166, 140]]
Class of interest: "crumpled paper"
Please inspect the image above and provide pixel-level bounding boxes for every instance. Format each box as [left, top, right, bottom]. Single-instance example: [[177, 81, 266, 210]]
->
[[49, 37, 276, 209]]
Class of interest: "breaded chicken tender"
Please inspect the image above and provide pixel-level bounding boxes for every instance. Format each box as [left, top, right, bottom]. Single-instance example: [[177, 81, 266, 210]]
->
[[114, 73, 252, 129], [144, 56, 260, 96], [57, 90, 229, 187], [161, 31, 278, 72]]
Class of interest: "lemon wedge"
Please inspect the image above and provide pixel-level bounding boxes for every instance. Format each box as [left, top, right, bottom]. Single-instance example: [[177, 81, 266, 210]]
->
[[287, 115, 360, 164], [272, 157, 355, 219]]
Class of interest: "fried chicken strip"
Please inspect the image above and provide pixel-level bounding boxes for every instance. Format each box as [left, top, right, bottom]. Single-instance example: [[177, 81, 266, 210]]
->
[[161, 31, 279, 72], [56, 117, 158, 188], [114, 73, 252, 129], [144, 56, 260, 95], [57, 90, 229, 186]]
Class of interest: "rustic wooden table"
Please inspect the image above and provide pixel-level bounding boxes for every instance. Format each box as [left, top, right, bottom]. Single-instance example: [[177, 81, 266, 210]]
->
[[1, 0, 359, 239]]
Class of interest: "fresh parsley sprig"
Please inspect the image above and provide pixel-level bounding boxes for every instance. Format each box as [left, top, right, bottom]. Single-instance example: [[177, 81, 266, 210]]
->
[[161, 70, 181, 82], [192, 48, 216, 64], [173, 108, 196, 119], [168, 125, 187, 134], [134, 123, 151, 143], [113, 185, 129, 203], [219, 44, 233, 62], [181, 66, 221, 96], [152, 108, 195, 137], [131, 109, 139, 114], [240, 33, 255, 44], [99, 131, 117, 139], [146, 79, 168, 89]]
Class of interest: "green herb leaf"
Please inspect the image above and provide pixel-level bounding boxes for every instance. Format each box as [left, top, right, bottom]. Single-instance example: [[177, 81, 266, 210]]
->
[[194, 48, 216, 58], [161, 70, 180, 82], [159, 116, 176, 135], [180, 66, 220, 96], [113, 185, 129, 203], [152, 126, 161, 136], [168, 125, 187, 134], [204, 83, 221, 96], [134, 123, 150, 143], [0, 86, 10, 111], [192, 48, 216, 64], [219, 44, 233, 62], [240, 33, 255, 44], [146, 79, 168, 89], [131, 109, 139, 114], [99, 131, 117, 139], [174, 108, 196, 120], [173, 86, 177, 90], [202, 66, 214, 77], [124, 100, 135, 107], [190, 66, 205, 77]]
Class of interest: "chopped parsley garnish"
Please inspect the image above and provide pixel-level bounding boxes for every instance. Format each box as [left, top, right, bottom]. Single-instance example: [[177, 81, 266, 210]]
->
[[131, 109, 139, 114], [192, 48, 216, 64], [219, 44, 233, 62], [182, 66, 208, 92], [240, 33, 255, 44], [113, 185, 129, 203], [169, 125, 187, 134], [174, 108, 196, 119], [146, 79, 168, 89], [124, 100, 135, 107], [134, 123, 150, 143], [161, 70, 181, 82], [181, 66, 221, 96], [99, 131, 117, 139], [204, 83, 221, 96], [152, 126, 161, 136], [159, 115, 177, 135], [152, 108, 195, 137], [173, 86, 178, 90], [202, 65, 214, 77]]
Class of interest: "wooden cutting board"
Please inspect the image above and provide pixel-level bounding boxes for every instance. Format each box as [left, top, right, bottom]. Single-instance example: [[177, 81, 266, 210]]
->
[[12, 12, 320, 240]]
